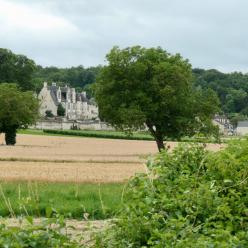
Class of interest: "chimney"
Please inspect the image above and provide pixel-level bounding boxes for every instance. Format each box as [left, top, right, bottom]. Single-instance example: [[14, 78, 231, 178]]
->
[[43, 82, 48, 88]]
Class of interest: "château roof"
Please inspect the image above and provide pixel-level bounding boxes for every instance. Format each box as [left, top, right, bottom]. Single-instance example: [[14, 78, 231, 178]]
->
[[47, 83, 90, 104]]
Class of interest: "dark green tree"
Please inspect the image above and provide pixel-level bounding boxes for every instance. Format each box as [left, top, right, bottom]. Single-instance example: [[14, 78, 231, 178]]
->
[[95, 46, 219, 151], [45, 110, 54, 118], [0, 48, 36, 91], [57, 103, 65, 117], [0, 84, 39, 145], [32, 65, 102, 90]]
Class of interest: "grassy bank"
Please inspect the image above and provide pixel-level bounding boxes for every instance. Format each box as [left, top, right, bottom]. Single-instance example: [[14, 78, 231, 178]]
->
[[0, 182, 124, 219]]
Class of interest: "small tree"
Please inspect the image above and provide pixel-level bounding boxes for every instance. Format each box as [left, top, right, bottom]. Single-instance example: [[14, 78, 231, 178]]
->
[[57, 103, 65, 117], [95, 46, 219, 151], [0, 84, 39, 145]]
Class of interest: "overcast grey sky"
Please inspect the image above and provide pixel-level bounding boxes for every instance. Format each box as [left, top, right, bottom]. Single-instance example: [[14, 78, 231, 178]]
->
[[0, 0, 247, 72]]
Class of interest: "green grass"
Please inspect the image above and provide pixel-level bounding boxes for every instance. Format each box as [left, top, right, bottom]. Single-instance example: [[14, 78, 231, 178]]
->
[[18, 129, 154, 140], [0, 182, 124, 220], [18, 129, 221, 143], [18, 129, 65, 137]]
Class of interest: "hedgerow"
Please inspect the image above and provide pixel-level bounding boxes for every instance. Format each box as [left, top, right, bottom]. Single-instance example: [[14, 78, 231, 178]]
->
[[43, 129, 154, 140], [95, 140, 248, 247], [42, 129, 218, 143]]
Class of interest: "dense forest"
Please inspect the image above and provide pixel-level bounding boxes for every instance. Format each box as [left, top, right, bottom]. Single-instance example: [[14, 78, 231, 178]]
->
[[33, 65, 101, 93], [1, 48, 248, 123], [193, 68, 248, 124], [0, 48, 101, 95]]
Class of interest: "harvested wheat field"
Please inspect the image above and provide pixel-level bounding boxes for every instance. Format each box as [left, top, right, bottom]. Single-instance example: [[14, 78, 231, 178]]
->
[[0, 133, 223, 183]]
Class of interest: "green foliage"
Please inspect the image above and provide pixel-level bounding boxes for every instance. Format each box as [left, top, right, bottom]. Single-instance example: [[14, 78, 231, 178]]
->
[[57, 103, 66, 117], [45, 110, 54, 118], [0, 83, 39, 145], [95, 46, 219, 151], [0, 182, 123, 220], [228, 113, 248, 128], [193, 68, 248, 116], [0, 217, 80, 247], [0, 48, 36, 91], [95, 141, 248, 247], [33, 65, 101, 92]]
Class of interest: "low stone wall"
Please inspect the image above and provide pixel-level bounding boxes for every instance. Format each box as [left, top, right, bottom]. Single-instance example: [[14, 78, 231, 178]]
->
[[31, 119, 114, 131]]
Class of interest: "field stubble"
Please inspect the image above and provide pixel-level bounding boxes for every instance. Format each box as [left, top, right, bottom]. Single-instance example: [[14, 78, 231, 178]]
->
[[0, 134, 223, 183]]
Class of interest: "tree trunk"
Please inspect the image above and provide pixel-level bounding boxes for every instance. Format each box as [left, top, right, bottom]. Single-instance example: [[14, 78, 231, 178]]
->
[[5, 127, 17, 145], [155, 135, 165, 152], [146, 121, 165, 152]]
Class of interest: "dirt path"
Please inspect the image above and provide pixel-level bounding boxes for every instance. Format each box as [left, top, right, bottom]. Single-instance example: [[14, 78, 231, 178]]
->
[[1, 218, 110, 246]]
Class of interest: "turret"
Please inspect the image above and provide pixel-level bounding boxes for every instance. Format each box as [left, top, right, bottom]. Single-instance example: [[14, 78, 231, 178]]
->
[[57, 87, 61, 103], [71, 88, 76, 103]]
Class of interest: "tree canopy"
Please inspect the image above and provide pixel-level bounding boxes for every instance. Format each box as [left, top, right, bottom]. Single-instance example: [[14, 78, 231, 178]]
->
[[193, 68, 248, 123], [0, 84, 39, 145], [0, 48, 36, 91], [32, 65, 102, 93], [95, 46, 219, 151]]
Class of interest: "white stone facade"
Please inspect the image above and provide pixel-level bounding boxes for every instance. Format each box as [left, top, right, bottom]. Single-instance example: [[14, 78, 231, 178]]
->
[[236, 121, 248, 135], [31, 119, 114, 131], [38, 82, 99, 120]]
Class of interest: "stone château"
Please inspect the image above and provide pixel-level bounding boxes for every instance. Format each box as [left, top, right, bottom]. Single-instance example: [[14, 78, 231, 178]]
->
[[38, 82, 98, 120]]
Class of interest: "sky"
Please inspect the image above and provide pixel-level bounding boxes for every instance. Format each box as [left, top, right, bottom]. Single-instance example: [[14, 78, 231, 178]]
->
[[0, 0, 248, 72]]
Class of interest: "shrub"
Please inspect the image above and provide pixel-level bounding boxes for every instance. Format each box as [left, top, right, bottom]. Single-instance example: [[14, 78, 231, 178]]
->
[[57, 103, 66, 117], [45, 110, 54, 118], [95, 140, 248, 247]]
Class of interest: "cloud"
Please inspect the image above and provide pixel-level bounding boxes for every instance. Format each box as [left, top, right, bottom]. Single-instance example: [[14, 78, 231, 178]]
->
[[0, 0, 248, 72]]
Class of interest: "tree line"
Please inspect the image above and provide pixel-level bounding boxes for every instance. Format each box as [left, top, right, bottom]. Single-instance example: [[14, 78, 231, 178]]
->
[[193, 68, 248, 125], [1, 48, 248, 120], [0, 47, 247, 149], [0, 48, 101, 94]]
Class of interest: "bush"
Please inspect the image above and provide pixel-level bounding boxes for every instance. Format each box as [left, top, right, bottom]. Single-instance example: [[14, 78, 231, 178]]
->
[[57, 103, 66, 117], [45, 110, 54, 118], [95, 140, 248, 247]]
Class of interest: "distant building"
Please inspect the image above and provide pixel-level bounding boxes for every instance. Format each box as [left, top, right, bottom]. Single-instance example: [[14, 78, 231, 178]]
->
[[214, 115, 234, 135], [236, 120, 248, 135], [38, 82, 98, 120]]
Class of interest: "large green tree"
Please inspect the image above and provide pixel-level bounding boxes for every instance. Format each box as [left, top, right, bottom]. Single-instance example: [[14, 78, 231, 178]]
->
[[95, 46, 219, 151], [0, 84, 39, 145], [0, 48, 36, 91]]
